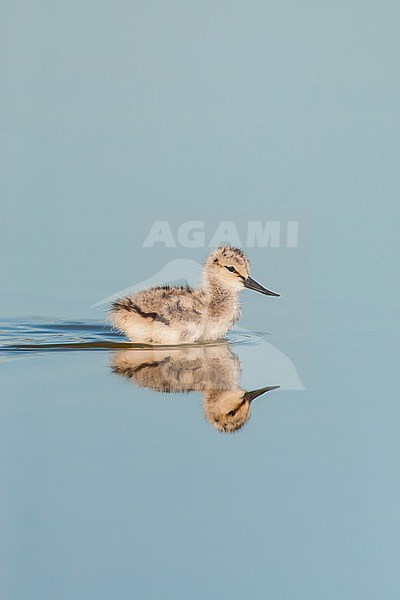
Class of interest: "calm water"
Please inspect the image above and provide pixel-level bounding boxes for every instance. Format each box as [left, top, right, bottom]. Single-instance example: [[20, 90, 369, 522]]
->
[[1, 319, 398, 599], [3, 1, 399, 596]]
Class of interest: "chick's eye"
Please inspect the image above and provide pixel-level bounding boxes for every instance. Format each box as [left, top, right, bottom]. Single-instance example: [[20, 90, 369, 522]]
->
[[227, 410, 236, 417], [226, 266, 235, 272]]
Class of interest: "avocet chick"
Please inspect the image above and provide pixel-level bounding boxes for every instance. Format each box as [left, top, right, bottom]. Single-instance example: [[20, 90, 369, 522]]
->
[[109, 246, 279, 345]]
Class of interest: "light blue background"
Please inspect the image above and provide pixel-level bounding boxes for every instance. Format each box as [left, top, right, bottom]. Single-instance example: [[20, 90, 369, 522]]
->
[[1, 3, 399, 599], [2, 1, 399, 332]]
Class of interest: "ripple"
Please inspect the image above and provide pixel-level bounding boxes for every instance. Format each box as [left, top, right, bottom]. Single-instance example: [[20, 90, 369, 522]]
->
[[0, 318, 270, 354]]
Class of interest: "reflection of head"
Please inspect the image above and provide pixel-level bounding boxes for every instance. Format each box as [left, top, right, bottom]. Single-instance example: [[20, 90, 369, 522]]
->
[[204, 386, 280, 433], [204, 390, 251, 432], [111, 343, 279, 433]]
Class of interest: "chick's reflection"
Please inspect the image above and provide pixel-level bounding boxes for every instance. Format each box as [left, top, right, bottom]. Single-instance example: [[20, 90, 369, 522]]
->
[[111, 343, 279, 433]]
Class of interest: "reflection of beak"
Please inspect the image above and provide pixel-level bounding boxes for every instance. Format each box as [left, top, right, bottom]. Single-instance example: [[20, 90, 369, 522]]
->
[[243, 385, 280, 403], [243, 277, 280, 297]]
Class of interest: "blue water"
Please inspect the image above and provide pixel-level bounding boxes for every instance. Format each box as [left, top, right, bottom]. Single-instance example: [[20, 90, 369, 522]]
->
[[1, 319, 399, 599], [0, 318, 270, 351], [3, 2, 400, 598]]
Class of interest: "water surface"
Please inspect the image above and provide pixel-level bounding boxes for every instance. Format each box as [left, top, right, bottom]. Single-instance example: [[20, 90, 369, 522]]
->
[[1, 318, 398, 599]]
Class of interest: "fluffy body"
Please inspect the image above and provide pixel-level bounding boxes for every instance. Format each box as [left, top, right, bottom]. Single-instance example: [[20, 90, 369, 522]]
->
[[109, 246, 250, 344]]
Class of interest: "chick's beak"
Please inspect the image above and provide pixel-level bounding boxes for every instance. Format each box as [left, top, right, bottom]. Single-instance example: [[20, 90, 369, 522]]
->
[[243, 385, 280, 403], [243, 277, 280, 297]]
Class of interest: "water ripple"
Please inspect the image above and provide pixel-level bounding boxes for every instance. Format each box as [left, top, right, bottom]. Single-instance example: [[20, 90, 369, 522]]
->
[[0, 318, 269, 353]]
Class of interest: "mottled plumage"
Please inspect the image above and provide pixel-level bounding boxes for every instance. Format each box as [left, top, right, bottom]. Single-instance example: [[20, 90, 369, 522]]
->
[[109, 246, 279, 344]]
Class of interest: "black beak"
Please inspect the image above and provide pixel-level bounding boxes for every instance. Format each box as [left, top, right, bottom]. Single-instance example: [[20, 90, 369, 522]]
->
[[243, 277, 280, 297], [243, 385, 280, 403]]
